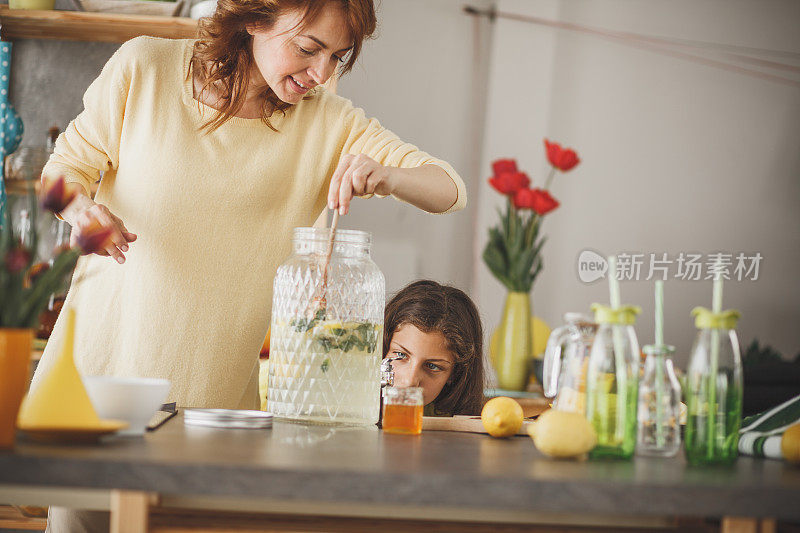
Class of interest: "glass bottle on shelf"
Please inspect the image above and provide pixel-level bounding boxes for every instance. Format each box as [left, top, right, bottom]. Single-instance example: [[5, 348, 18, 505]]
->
[[36, 219, 71, 339], [585, 304, 641, 460], [636, 344, 682, 457], [684, 307, 743, 466]]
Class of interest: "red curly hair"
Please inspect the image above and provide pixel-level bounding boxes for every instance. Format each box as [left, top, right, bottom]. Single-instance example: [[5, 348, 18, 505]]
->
[[192, 0, 376, 131]]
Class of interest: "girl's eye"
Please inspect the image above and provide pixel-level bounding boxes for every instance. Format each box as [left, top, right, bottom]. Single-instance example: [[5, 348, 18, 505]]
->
[[392, 351, 408, 360], [425, 362, 443, 372], [298, 46, 314, 56], [333, 54, 345, 63]]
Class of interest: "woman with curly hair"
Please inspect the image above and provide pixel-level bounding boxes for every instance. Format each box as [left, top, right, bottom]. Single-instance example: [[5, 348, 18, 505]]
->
[[37, 1, 466, 530]]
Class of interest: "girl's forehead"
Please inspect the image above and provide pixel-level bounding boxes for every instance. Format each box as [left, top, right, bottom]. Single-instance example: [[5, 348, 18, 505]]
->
[[392, 324, 455, 362]]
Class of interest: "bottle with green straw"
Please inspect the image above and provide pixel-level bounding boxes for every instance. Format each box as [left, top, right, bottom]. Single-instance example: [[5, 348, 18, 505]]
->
[[586, 256, 641, 460], [684, 274, 743, 466], [636, 280, 682, 457]]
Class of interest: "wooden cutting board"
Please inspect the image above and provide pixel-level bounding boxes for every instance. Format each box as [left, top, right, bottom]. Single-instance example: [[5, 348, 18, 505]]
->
[[421, 415, 534, 435], [422, 397, 550, 436]]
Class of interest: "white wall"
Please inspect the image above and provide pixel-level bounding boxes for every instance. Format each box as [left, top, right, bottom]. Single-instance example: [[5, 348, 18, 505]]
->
[[336, 0, 493, 296], [474, 0, 800, 365]]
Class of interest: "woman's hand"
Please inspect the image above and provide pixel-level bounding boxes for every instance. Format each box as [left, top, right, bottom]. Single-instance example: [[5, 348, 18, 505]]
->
[[327, 154, 396, 215], [63, 192, 137, 264]]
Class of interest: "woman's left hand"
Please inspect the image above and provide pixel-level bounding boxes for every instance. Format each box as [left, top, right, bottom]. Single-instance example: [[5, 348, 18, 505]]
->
[[327, 154, 396, 215]]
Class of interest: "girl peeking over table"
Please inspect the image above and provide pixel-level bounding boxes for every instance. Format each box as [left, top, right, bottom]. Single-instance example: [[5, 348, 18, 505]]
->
[[383, 280, 486, 416]]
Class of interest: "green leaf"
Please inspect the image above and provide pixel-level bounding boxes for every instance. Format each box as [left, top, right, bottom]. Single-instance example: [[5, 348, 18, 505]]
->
[[483, 245, 515, 290], [18, 250, 80, 328]]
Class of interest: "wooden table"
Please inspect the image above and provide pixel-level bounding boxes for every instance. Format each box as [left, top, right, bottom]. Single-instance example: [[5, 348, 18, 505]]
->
[[1, 413, 798, 532]]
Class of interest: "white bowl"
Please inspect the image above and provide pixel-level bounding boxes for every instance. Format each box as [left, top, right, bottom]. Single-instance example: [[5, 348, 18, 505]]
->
[[82, 376, 171, 436]]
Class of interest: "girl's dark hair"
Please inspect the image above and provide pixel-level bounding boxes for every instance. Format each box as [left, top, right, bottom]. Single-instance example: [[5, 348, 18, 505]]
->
[[383, 280, 485, 416]]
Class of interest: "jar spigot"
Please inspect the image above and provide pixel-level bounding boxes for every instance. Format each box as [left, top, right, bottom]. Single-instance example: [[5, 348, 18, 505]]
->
[[380, 355, 403, 390]]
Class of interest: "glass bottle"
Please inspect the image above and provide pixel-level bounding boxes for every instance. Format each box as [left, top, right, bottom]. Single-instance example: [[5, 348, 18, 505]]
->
[[684, 307, 743, 466], [267, 227, 385, 426], [585, 304, 641, 460], [636, 344, 682, 457], [542, 312, 597, 414]]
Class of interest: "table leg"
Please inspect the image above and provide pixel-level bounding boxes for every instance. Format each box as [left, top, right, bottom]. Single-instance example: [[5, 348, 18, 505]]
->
[[720, 517, 777, 533], [110, 490, 152, 533]]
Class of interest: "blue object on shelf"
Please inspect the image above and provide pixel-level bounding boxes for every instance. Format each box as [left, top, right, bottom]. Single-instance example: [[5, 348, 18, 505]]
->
[[0, 41, 25, 230]]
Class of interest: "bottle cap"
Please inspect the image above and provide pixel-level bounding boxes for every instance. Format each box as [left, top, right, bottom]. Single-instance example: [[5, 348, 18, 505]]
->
[[591, 303, 641, 325], [691, 307, 740, 330]]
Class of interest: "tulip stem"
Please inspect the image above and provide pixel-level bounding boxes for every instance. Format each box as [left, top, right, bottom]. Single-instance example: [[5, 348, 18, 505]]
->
[[544, 167, 557, 190]]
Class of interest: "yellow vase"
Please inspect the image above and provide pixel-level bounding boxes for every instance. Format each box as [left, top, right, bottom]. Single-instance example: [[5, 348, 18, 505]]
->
[[494, 292, 532, 391], [0, 329, 33, 449]]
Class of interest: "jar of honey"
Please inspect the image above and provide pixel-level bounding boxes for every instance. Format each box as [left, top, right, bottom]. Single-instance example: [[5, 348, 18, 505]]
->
[[382, 386, 423, 435]]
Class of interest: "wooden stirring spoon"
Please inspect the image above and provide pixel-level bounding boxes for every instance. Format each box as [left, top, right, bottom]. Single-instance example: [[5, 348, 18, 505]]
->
[[312, 208, 339, 315]]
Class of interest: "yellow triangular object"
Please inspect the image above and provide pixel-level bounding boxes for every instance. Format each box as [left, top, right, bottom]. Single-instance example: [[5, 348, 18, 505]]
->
[[17, 308, 101, 429]]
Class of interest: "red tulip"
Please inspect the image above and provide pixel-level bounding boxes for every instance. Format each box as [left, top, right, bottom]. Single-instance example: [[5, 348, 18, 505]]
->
[[512, 188, 533, 210], [76, 221, 113, 255], [514, 187, 559, 215], [492, 159, 518, 176], [488, 171, 531, 196], [544, 139, 580, 172], [5, 246, 32, 274], [40, 176, 77, 215], [530, 188, 560, 215]]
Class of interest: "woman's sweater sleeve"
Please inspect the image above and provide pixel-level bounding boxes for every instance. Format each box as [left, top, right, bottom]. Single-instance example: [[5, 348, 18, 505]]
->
[[337, 102, 467, 214], [42, 41, 134, 195]]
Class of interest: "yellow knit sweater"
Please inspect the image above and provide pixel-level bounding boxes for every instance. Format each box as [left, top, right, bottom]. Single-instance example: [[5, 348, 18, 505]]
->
[[32, 37, 466, 409]]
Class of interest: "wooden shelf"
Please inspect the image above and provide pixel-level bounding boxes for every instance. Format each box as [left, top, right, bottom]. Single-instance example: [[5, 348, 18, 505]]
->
[[0, 5, 198, 43]]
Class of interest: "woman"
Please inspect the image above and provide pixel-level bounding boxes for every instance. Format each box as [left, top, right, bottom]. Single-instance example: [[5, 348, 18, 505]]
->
[[38, 1, 465, 530]]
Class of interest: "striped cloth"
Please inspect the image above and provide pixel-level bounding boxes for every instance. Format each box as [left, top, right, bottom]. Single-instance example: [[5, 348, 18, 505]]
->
[[739, 394, 800, 459]]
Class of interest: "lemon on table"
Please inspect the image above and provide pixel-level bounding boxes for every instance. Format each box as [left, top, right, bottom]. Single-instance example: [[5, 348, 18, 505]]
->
[[781, 423, 800, 464], [527, 409, 597, 459], [481, 397, 524, 438]]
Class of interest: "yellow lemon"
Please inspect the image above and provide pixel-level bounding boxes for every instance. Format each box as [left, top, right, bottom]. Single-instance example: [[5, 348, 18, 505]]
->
[[531, 316, 551, 359], [527, 409, 597, 459], [490, 316, 551, 367], [781, 423, 800, 465], [481, 397, 524, 438]]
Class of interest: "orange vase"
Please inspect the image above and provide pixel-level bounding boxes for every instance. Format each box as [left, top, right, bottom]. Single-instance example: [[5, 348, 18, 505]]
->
[[0, 329, 33, 448]]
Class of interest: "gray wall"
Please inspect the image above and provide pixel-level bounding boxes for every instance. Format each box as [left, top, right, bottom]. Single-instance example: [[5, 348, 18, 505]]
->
[[473, 0, 800, 366]]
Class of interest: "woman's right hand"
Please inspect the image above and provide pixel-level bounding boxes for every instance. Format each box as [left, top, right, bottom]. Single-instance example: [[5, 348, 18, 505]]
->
[[63, 191, 137, 264]]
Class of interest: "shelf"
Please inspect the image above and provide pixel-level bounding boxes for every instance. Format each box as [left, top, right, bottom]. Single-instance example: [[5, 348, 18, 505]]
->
[[0, 5, 198, 43]]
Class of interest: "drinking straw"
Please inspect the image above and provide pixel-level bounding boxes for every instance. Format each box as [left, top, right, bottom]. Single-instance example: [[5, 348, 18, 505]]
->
[[655, 280, 664, 346], [707, 265, 723, 458], [608, 255, 627, 441], [654, 280, 665, 448], [608, 256, 621, 309]]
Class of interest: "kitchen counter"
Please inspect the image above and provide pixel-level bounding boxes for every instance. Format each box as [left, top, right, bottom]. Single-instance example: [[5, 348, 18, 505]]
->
[[1, 412, 799, 531]]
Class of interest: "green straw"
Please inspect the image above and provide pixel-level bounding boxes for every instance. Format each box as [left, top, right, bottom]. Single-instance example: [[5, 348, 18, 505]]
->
[[608, 255, 627, 442], [707, 269, 723, 459], [654, 281, 665, 448]]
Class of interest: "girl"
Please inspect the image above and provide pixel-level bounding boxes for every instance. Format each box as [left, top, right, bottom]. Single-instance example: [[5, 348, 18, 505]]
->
[[38, 1, 466, 530], [383, 280, 485, 416]]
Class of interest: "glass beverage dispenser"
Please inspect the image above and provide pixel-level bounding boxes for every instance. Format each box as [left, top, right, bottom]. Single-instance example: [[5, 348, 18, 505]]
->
[[267, 228, 385, 426]]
